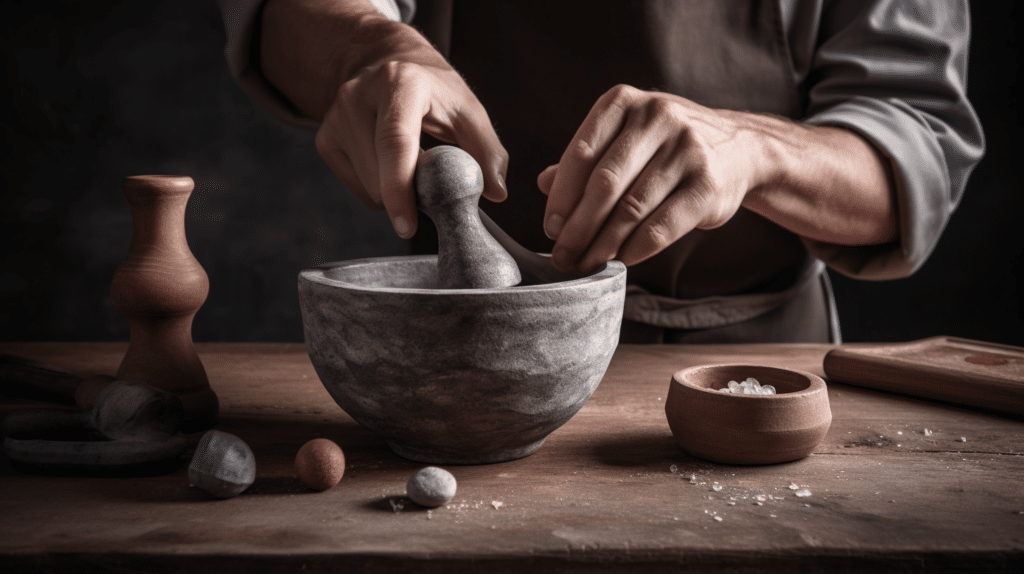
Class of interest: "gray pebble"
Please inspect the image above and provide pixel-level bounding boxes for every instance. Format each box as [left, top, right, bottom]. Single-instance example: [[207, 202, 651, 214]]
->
[[406, 466, 457, 507], [188, 430, 256, 498]]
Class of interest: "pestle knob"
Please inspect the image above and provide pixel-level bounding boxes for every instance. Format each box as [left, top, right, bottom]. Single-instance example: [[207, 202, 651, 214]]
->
[[414, 146, 521, 289]]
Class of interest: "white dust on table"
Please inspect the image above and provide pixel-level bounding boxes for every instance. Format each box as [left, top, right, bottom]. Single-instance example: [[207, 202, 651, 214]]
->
[[667, 469, 818, 522], [439, 500, 508, 511]]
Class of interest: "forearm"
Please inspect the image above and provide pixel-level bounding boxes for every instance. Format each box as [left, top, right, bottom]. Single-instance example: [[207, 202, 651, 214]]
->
[[260, 0, 428, 121], [739, 113, 898, 247]]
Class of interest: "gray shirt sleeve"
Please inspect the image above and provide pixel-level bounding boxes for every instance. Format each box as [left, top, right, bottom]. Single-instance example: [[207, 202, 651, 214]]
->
[[788, 0, 985, 280], [216, 0, 413, 129]]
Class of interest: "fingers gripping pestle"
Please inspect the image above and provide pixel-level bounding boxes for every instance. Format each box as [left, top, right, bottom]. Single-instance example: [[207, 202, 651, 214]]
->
[[414, 146, 521, 289]]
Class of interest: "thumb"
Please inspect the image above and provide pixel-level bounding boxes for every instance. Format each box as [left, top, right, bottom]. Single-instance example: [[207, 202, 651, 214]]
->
[[537, 164, 558, 196]]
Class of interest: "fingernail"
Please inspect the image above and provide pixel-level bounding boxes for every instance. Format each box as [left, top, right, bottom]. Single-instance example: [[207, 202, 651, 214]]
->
[[496, 172, 507, 196], [393, 215, 413, 238], [545, 214, 564, 240]]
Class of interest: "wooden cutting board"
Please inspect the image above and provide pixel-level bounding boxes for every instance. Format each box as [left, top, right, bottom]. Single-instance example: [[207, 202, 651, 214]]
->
[[823, 336, 1024, 418]]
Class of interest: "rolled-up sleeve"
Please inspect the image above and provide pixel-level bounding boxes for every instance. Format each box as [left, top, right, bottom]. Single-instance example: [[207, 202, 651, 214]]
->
[[216, 0, 414, 130], [799, 0, 985, 280]]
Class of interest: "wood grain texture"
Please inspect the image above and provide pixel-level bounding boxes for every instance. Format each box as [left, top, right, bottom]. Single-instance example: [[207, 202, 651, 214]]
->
[[824, 337, 1024, 418], [1, 342, 1022, 573]]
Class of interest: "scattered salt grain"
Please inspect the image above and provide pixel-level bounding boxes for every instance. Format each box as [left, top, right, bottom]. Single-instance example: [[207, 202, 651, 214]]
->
[[924, 429, 933, 436], [491, 501, 504, 510], [713, 516, 723, 522], [794, 489, 812, 498], [727, 501, 736, 506], [712, 483, 723, 492], [389, 498, 405, 513], [689, 475, 698, 484], [755, 495, 766, 502], [788, 483, 799, 490], [958, 437, 967, 442], [719, 377, 776, 395]]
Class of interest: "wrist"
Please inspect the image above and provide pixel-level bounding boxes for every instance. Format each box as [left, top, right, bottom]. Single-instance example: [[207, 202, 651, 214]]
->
[[260, 0, 434, 121], [730, 111, 792, 209], [736, 114, 898, 246]]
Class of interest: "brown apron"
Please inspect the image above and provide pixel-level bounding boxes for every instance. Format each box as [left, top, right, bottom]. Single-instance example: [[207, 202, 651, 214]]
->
[[413, 0, 839, 344]]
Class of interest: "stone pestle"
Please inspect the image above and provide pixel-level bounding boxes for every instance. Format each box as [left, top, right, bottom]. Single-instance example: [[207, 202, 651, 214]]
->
[[414, 146, 521, 289]]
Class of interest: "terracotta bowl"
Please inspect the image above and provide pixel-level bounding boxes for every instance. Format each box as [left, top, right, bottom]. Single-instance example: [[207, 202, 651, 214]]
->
[[298, 255, 626, 465], [665, 364, 832, 465]]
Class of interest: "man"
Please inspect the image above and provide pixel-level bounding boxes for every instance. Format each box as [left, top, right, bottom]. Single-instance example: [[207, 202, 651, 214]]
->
[[219, 0, 984, 343]]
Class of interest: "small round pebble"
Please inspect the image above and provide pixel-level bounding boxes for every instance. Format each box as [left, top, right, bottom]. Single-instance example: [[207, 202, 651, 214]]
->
[[406, 466, 457, 507], [295, 438, 346, 491], [189, 430, 256, 499]]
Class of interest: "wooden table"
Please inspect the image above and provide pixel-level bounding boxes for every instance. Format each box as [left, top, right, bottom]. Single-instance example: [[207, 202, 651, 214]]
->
[[1, 342, 1022, 573]]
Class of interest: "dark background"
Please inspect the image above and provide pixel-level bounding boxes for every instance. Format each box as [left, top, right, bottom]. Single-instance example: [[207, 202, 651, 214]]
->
[[2, 1, 1020, 345]]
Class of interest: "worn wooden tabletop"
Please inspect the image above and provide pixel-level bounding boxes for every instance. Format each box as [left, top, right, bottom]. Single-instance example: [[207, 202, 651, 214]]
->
[[1, 342, 1022, 573]]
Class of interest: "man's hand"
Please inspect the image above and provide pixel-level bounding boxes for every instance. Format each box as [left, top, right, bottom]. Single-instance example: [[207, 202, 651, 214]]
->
[[261, 0, 508, 238], [541, 85, 897, 273]]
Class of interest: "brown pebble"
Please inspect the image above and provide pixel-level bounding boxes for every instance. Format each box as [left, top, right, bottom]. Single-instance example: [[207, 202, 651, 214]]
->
[[295, 438, 346, 491]]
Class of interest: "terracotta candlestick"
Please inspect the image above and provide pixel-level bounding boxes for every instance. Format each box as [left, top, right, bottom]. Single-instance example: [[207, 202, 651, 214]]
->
[[110, 175, 218, 431]]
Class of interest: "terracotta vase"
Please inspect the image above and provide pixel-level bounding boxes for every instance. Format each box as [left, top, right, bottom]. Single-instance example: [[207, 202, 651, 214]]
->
[[110, 175, 218, 432], [665, 364, 832, 465]]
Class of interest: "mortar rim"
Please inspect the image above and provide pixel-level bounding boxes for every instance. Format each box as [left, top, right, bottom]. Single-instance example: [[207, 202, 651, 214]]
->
[[299, 255, 626, 295]]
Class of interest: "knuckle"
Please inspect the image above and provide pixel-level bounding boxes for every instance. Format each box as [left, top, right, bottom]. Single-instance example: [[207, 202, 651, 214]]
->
[[375, 123, 416, 153], [336, 77, 359, 100], [314, 128, 334, 159], [607, 84, 638, 102], [613, 192, 648, 225], [637, 220, 674, 252], [379, 59, 414, 83], [681, 176, 729, 229], [588, 166, 622, 199], [572, 137, 600, 163], [646, 96, 683, 125]]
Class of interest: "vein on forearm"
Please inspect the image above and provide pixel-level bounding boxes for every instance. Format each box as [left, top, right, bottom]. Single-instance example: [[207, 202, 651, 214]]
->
[[741, 114, 898, 247]]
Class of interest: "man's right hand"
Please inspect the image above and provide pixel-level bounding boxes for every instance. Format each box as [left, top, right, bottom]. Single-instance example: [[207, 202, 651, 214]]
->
[[261, 0, 508, 238]]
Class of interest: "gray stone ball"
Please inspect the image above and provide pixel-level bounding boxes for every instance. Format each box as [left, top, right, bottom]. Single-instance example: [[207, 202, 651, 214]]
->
[[188, 430, 256, 498], [406, 466, 457, 507]]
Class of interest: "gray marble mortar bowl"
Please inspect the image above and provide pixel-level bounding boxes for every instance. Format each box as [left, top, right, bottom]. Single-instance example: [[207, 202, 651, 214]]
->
[[298, 256, 626, 464]]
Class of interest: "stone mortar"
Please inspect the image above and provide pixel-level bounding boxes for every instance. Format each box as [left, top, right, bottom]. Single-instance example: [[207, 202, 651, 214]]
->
[[298, 256, 626, 464]]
